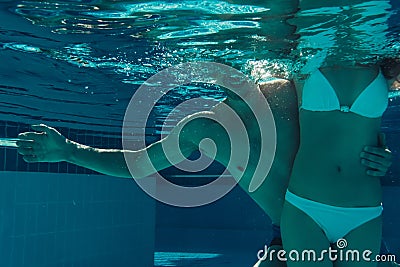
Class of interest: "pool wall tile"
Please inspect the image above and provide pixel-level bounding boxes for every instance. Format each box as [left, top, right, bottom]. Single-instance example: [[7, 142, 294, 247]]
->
[[0, 171, 155, 267]]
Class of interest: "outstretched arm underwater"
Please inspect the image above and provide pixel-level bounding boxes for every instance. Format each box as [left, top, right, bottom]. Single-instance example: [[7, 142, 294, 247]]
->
[[16, 99, 236, 179], [17, 118, 201, 179]]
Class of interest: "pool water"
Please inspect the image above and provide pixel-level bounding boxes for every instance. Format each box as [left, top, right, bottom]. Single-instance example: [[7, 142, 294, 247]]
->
[[0, 0, 399, 266]]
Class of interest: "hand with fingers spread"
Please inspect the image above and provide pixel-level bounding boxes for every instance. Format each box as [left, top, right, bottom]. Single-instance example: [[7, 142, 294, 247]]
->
[[361, 132, 392, 177], [17, 124, 72, 163]]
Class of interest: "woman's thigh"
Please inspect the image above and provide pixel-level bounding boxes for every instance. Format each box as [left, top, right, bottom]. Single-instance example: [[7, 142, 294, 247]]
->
[[281, 201, 333, 267], [334, 216, 382, 267]]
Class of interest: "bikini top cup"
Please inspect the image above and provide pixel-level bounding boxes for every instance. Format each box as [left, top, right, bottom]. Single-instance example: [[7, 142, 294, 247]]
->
[[300, 69, 388, 118]]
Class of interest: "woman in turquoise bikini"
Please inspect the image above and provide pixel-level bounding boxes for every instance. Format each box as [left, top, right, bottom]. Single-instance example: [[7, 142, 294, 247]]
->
[[275, 0, 400, 264], [281, 63, 398, 267]]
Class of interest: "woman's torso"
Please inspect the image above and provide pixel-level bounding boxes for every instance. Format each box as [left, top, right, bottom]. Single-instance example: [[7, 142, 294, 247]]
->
[[289, 66, 386, 207]]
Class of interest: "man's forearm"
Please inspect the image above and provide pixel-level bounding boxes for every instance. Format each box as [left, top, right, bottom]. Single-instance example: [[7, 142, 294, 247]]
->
[[17, 124, 192, 178], [65, 140, 132, 178]]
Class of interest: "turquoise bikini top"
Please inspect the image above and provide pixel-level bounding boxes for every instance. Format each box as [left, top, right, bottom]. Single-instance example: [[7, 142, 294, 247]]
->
[[300, 69, 388, 118]]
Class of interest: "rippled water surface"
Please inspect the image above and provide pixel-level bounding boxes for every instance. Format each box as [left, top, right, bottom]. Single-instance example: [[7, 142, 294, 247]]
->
[[0, 0, 399, 132]]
